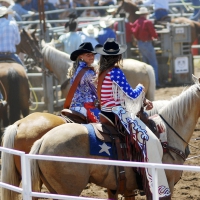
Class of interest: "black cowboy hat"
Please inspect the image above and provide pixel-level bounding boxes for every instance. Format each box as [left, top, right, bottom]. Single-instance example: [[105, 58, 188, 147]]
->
[[70, 42, 96, 61], [95, 38, 127, 55]]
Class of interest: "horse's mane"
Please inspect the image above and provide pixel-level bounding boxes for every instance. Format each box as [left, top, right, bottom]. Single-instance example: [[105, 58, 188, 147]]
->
[[159, 83, 200, 127], [146, 100, 170, 116], [42, 42, 72, 71]]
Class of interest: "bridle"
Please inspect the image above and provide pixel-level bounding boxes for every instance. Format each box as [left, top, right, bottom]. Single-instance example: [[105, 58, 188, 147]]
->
[[20, 29, 42, 65]]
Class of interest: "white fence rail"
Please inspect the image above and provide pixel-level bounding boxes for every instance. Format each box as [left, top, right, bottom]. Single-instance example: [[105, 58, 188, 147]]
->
[[1, 146, 200, 200]]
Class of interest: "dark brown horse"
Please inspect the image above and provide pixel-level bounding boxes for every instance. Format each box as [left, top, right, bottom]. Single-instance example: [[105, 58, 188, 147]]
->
[[0, 29, 42, 130], [115, 0, 200, 44], [16, 29, 43, 65]]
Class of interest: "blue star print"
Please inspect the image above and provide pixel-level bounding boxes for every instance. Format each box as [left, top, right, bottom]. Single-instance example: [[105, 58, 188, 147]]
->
[[110, 68, 143, 99]]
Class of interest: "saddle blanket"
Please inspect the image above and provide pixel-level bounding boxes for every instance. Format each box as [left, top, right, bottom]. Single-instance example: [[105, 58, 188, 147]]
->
[[82, 124, 115, 159]]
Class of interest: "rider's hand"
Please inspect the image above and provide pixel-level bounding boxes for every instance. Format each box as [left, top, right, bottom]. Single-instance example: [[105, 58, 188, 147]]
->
[[143, 98, 153, 110]]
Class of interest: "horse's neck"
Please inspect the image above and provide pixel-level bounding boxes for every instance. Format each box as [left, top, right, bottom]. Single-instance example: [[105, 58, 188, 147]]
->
[[43, 46, 71, 83], [160, 87, 200, 150]]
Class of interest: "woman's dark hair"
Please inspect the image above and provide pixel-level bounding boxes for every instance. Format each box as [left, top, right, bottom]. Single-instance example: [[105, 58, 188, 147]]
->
[[98, 54, 122, 75], [65, 12, 78, 32]]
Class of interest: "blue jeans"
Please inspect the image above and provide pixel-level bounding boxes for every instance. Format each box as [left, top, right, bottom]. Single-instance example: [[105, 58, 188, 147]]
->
[[155, 9, 168, 21], [137, 41, 159, 86], [0, 53, 24, 66], [190, 0, 200, 21]]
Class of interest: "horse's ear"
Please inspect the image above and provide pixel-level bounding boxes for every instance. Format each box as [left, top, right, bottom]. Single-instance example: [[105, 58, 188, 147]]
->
[[41, 40, 46, 47], [192, 74, 199, 84], [50, 39, 55, 44]]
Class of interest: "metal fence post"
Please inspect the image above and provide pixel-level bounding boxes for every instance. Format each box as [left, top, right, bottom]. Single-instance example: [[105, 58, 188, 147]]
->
[[117, 18, 127, 58], [21, 153, 32, 200], [151, 166, 159, 200]]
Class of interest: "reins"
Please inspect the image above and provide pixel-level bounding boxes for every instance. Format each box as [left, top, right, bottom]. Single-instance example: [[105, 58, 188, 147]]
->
[[159, 114, 199, 150]]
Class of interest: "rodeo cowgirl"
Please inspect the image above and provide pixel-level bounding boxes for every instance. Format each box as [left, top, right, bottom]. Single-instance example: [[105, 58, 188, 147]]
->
[[95, 38, 171, 199]]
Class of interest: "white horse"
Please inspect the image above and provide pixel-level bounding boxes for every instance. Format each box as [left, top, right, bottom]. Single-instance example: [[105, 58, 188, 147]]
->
[[29, 75, 200, 199], [41, 40, 73, 84], [41, 41, 156, 101]]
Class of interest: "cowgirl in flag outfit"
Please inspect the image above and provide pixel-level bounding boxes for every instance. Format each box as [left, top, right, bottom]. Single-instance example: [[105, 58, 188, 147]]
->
[[68, 42, 100, 123], [95, 38, 171, 199]]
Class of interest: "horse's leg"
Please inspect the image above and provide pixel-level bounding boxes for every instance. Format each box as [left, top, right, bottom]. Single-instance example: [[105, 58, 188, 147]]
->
[[2, 106, 9, 127], [107, 189, 118, 200], [20, 85, 30, 117]]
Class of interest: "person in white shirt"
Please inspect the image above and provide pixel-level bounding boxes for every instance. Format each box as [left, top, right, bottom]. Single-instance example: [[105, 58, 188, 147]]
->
[[81, 24, 100, 64], [58, 16, 82, 55], [142, 0, 169, 21]]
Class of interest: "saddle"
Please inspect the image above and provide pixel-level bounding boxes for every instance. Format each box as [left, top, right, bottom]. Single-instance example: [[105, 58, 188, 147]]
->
[[60, 109, 87, 124], [0, 57, 16, 63]]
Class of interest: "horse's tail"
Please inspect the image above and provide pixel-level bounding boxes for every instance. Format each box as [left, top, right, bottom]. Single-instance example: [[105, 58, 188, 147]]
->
[[7, 68, 21, 124], [145, 64, 156, 101], [1, 124, 20, 200], [30, 136, 45, 192]]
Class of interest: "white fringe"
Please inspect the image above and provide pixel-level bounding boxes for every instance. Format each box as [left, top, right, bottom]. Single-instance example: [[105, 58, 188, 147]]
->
[[112, 81, 145, 116]]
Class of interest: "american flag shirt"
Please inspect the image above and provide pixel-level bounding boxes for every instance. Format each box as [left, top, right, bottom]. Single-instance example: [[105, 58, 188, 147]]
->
[[101, 67, 144, 113], [0, 18, 20, 53]]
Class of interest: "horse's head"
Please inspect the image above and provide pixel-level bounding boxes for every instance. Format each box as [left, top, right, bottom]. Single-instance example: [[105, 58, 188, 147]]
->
[[192, 74, 200, 90], [16, 29, 43, 66], [114, 0, 139, 23]]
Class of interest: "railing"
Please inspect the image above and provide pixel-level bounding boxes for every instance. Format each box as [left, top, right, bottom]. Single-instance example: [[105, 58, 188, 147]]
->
[[1, 146, 200, 200]]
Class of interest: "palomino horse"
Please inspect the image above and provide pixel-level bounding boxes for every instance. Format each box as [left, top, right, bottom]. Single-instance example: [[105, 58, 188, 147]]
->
[[1, 99, 170, 200], [115, 0, 200, 44], [42, 41, 155, 101], [28, 75, 200, 200]]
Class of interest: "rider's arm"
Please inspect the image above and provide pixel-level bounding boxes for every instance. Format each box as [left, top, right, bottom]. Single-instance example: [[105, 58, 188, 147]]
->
[[110, 67, 144, 99]]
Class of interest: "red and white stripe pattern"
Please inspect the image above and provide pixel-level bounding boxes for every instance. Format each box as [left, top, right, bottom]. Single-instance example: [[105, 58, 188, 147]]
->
[[101, 71, 121, 112]]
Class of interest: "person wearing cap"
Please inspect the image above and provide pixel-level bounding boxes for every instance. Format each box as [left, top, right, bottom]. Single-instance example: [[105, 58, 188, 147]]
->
[[80, 24, 100, 64], [0, 0, 20, 21], [140, 0, 169, 21], [97, 16, 116, 45], [66, 42, 100, 122], [0, 6, 24, 66], [9, 0, 35, 21], [0, 6, 22, 106], [95, 38, 171, 199], [132, 7, 160, 88], [58, 15, 83, 55]]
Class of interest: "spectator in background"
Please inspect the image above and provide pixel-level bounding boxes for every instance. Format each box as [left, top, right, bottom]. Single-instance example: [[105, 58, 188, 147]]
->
[[73, 0, 90, 16], [0, 6, 24, 66], [114, 13, 135, 58], [81, 24, 100, 63], [0, 0, 17, 21], [58, 15, 82, 55], [9, 0, 34, 21], [97, 16, 116, 45], [132, 7, 160, 88], [48, 0, 60, 7], [94, 0, 116, 16], [141, 0, 169, 21], [190, 0, 200, 21]]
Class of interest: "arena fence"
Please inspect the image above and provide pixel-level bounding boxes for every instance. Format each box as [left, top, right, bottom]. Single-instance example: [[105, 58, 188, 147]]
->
[[0, 146, 200, 200]]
